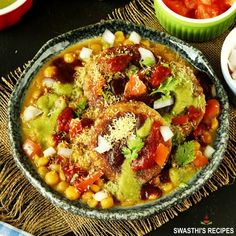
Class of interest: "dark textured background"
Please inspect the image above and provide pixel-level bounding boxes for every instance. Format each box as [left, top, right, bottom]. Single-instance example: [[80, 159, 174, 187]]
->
[[0, 0, 235, 235]]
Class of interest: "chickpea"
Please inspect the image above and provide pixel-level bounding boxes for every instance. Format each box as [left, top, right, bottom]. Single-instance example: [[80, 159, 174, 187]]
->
[[36, 156, 49, 167], [90, 43, 102, 54], [44, 66, 57, 78], [65, 186, 80, 200], [37, 166, 48, 178], [114, 31, 125, 44], [95, 179, 104, 188], [45, 170, 60, 186], [210, 118, 218, 132], [90, 184, 100, 193], [202, 131, 212, 145], [194, 141, 201, 151], [87, 198, 98, 208], [56, 181, 69, 193], [81, 191, 94, 203], [64, 53, 76, 63], [100, 196, 114, 209]]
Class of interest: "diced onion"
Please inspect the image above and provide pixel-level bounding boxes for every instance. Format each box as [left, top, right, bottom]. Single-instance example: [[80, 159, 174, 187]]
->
[[93, 190, 108, 201], [204, 145, 215, 158], [160, 126, 174, 142], [94, 135, 112, 154], [153, 97, 174, 110], [57, 147, 73, 158], [79, 47, 92, 61], [23, 106, 43, 122], [102, 29, 115, 46], [42, 78, 56, 88], [43, 147, 56, 157], [138, 47, 156, 64], [129, 31, 141, 44]]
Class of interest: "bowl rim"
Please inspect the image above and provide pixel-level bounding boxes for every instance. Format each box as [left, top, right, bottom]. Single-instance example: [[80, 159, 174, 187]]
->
[[155, 0, 236, 24], [8, 19, 229, 220], [0, 0, 28, 15], [221, 27, 236, 93]]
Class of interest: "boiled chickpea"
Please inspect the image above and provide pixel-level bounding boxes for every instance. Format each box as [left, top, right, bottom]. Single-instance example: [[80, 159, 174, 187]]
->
[[87, 198, 98, 208], [49, 164, 60, 172], [56, 181, 69, 193], [100, 196, 114, 209], [90, 43, 102, 54], [45, 170, 60, 186], [44, 66, 57, 78], [81, 191, 94, 203], [210, 118, 218, 132], [141, 39, 151, 47], [123, 39, 133, 46], [65, 186, 80, 200], [36, 156, 49, 167], [59, 170, 66, 181], [95, 179, 104, 188], [114, 31, 125, 44], [64, 53, 76, 63], [37, 166, 48, 178], [90, 184, 100, 193]]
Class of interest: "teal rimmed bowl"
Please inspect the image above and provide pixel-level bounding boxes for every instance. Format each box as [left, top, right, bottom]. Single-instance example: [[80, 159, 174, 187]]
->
[[154, 0, 236, 42], [8, 20, 229, 220]]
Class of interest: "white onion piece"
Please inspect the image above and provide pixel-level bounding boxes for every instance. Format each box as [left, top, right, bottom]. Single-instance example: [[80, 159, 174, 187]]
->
[[93, 190, 108, 201], [153, 97, 174, 110], [43, 147, 56, 157], [79, 47, 92, 61], [42, 78, 55, 88], [160, 126, 174, 142], [228, 49, 236, 71], [204, 145, 215, 158], [94, 135, 112, 154], [102, 29, 115, 46], [129, 31, 141, 44], [57, 147, 73, 158], [23, 106, 43, 122], [138, 47, 156, 64]]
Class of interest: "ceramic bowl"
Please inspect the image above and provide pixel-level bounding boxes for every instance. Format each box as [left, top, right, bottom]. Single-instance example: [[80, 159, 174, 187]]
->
[[221, 27, 236, 97], [0, 0, 32, 30], [154, 0, 236, 42], [8, 20, 229, 220]]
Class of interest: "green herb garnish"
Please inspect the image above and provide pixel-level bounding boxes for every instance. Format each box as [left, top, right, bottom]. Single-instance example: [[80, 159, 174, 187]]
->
[[175, 141, 195, 166], [122, 136, 144, 160]]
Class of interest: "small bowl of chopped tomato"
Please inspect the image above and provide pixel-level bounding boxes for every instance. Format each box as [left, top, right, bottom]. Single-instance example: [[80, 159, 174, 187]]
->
[[221, 27, 236, 97], [154, 0, 236, 42], [0, 0, 32, 30]]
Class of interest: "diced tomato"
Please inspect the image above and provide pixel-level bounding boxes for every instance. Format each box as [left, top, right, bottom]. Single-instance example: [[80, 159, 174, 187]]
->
[[69, 119, 82, 139], [150, 65, 171, 88], [188, 106, 203, 121], [193, 151, 209, 168], [198, 0, 212, 5], [196, 4, 220, 19], [57, 107, 74, 132], [154, 143, 170, 168], [53, 132, 67, 146], [124, 75, 147, 98], [23, 139, 42, 158], [184, 0, 198, 9], [172, 115, 189, 125], [163, 0, 190, 17], [203, 99, 220, 121], [73, 170, 103, 192]]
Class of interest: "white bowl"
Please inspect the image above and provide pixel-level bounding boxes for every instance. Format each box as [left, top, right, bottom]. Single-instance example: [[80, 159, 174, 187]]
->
[[221, 27, 236, 97]]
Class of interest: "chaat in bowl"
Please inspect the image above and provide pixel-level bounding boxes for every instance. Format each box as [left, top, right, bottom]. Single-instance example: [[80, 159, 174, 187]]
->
[[8, 20, 229, 220]]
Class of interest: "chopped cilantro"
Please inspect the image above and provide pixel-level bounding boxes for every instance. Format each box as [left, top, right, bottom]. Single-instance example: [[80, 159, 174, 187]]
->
[[122, 136, 144, 160], [175, 141, 195, 166]]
